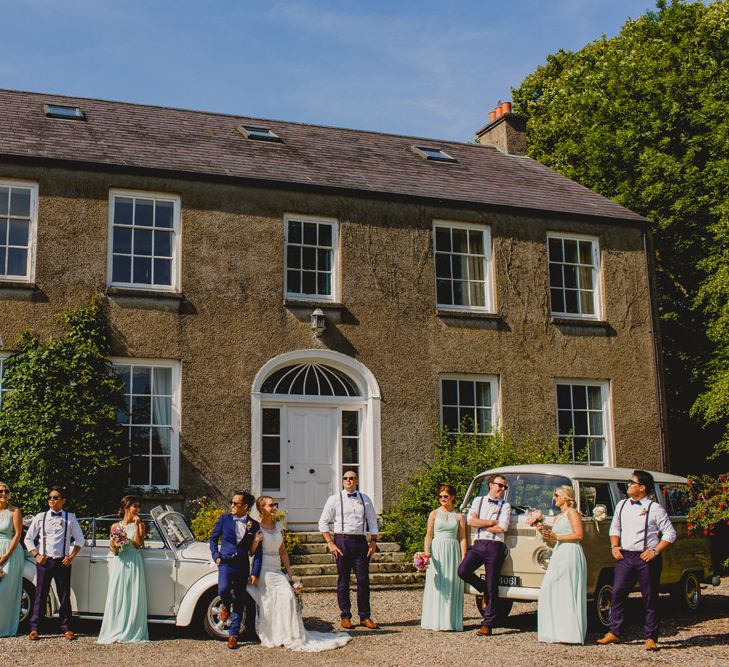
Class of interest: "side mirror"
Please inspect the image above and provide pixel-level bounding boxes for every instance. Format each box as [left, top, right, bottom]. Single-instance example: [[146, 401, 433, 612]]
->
[[592, 504, 608, 522]]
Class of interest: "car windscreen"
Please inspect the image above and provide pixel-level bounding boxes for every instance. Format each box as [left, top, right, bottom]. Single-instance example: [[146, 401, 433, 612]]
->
[[157, 512, 195, 549], [468, 473, 572, 514]]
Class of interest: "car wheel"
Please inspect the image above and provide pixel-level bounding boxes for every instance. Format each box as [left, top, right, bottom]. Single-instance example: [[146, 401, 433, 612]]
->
[[199, 589, 247, 640], [671, 572, 702, 613], [18, 579, 35, 633], [589, 579, 613, 631], [474, 595, 513, 622]]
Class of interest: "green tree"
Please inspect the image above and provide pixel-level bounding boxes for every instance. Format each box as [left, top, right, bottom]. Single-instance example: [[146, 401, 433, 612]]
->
[[0, 301, 126, 515], [511, 0, 729, 471]]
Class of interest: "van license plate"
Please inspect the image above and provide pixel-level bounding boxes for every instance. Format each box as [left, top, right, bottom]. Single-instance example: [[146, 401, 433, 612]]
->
[[498, 576, 521, 587]]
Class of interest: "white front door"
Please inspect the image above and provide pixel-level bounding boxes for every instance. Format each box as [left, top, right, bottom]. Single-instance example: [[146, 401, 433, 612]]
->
[[286, 406, 337, 524]]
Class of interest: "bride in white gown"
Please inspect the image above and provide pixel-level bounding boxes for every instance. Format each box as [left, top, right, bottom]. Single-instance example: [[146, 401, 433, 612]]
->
[[247, 496, 352, 652]]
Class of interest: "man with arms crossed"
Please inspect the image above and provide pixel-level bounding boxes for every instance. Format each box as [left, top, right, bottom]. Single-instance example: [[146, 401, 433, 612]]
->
[[458, 473, 511, 636], [598, 470, 676, 651], [319, 469, 379, 630]]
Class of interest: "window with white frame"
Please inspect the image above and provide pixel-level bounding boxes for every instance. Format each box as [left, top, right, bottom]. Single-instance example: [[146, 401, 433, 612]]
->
[[440, 375, 498, 434], [0, 181, 38, 282], [284, 215, 338, 300], [434, 222, 493, 311], [556, 380, 611, 466], [108, 191, 180, 290], [114, 360, 180, 488], [547, 234, 601, 318]]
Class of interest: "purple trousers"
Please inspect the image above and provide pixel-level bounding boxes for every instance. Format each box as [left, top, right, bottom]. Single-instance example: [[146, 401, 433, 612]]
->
[[32, 557, 73, 632], [610, 551, 663, 640], [457, 539, 507, 627], [335, 534, 371, 620]]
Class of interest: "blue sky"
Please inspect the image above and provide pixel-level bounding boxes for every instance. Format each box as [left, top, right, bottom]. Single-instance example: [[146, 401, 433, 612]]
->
[[1, 0, 657, 141]]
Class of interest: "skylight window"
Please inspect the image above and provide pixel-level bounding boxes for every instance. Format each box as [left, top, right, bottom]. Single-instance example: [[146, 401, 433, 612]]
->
[[44, 103, 86, 121], [412, 146, 457, 163], [238, 125, 283, 142]]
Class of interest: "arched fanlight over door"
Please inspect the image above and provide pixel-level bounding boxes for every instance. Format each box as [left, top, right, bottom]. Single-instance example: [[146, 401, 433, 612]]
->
[[260, 363, 361, 397]]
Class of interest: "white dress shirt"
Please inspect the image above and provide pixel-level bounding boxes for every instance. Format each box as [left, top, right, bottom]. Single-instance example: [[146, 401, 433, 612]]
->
[[468, 495, 511, 543], [609, 496, 677, 552], [318, 490, 378, 536], [233, 514, 248, 542], [24, 510, 85, 558]]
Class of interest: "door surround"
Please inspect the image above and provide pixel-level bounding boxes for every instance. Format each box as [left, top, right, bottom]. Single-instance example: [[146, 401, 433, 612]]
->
[[251, 350, 382, 521]]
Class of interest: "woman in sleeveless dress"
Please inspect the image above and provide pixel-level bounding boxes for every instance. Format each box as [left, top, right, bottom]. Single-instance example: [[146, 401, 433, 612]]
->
[[421, 484, 467, 631], [247, 496, 351, 652], [0, 481, 24, 637], [537, 485, 587, 644], [97, 495, 149, 644]]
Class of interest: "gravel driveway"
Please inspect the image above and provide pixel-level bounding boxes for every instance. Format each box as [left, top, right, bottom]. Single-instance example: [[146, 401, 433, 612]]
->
[[2, 579, 727, 666]]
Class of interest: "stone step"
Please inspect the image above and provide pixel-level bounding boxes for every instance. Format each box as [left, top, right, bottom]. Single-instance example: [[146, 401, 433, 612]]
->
[[291, 561, 412, 577], [291, 551, 407, 565], [289, 531, 393, 544], [298, 572, 425, 590], [294, 541, 401, 555]]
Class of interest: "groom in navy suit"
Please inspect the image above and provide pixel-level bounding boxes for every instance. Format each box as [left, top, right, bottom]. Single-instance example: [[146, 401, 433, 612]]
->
[[210, 490, 263, 649]]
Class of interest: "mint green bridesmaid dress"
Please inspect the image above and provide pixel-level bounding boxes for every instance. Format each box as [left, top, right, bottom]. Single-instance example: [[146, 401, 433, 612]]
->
[[0, 509, 24, 636], [421, 509, 464, 631], [537, 511, 587, 643], [97, 522, 149, 643]]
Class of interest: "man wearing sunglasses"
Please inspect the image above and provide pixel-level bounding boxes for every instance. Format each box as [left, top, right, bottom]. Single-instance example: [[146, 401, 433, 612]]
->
[[23, 486, 85, 641], [598, 470, 676, 651], [458, 473, 511, 636], [318, 469, 379, 630]]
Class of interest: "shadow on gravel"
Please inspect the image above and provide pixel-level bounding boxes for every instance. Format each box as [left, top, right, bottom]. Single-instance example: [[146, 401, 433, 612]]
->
[[655, 632, 729, 650]]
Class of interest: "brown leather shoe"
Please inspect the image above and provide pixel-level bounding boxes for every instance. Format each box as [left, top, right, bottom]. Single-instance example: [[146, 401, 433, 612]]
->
[[226, 636, 238, 649], [645, 639, 658, 651], [64, 631, 76, 641], [28, 630, 39, 641], [360, 618, 379, 630], [219, 604, 229, 623], [340, 618, 354, 630], [597, 631, 621, 645], [475, 626, 492, 636]]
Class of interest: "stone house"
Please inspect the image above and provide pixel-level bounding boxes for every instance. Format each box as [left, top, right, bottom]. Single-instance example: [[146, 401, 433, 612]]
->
[[0, 91, 667, 526]]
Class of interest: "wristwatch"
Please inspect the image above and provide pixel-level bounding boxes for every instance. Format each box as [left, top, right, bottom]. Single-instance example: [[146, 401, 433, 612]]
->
[[650, 548, 659, 556]]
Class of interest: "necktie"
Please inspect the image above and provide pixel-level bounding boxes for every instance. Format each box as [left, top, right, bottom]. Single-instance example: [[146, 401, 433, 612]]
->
[[630, 500, 641, 506], [51, 511, 62, 517], [347, 493, 357, 498]]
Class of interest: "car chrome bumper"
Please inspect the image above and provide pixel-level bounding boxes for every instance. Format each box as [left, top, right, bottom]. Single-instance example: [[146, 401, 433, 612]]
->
[[467, 585, 540, 601]]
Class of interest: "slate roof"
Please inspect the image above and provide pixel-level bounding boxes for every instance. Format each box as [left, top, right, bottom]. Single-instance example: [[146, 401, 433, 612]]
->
[[0, 89, 645, 223]]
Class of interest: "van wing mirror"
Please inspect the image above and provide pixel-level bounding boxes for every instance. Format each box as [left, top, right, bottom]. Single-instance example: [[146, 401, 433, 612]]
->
[[592, 504, 608, 522]]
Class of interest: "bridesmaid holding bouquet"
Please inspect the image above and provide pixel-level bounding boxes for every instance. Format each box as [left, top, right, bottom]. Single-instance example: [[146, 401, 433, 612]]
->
[[420, 485, 467, 631], [97, 495, 149, 644]]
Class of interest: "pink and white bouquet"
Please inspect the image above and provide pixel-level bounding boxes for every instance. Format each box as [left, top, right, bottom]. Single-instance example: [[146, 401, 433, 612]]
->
[[291, 577, 304, 612], [109, 525, 130, 556], [412, 552, 430, 572], [527, 509, 547, 536]]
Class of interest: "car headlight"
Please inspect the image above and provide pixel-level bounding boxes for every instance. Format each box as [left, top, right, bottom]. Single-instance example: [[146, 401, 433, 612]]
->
[[536, 547, 553, 570]]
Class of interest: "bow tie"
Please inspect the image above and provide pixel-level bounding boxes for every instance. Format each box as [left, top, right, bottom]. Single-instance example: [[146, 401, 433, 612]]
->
[[235, 515, 248, 521], [487, 498, 499, 504], [50, 511, 62, 517], [347, 493, 358, 498], [630, 500, 642, 506]]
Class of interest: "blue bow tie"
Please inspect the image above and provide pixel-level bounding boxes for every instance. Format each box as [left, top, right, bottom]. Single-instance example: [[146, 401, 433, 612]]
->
[[50, 511, 62, 517], [488, 498, 499, 504], [630, 500, 641, 506], [347, 493, 358, 498]]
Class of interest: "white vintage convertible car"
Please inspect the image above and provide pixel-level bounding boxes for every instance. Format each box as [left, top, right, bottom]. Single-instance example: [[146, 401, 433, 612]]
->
[[21, 506, 232, 639]]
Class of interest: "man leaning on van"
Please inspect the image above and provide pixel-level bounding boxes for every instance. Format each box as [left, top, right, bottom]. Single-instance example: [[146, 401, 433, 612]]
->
[[598, 470, 676, 652]]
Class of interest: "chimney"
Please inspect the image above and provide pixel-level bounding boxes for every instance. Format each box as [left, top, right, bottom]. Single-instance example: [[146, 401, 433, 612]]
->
[[476, 101, 527, 155]]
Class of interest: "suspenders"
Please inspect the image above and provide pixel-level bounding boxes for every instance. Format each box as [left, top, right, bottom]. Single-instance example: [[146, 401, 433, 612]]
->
[[617, 499, 654, 550], [40, 510, 69, 556], [476, 496, 502, 541], [338, 491, 370, 533]]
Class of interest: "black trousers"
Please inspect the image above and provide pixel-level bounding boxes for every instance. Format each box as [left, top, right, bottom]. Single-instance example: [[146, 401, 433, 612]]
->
[[32, 557, 72, 632]]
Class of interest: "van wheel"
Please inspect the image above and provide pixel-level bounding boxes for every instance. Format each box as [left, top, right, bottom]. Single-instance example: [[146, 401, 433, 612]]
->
[[589, 579, 613, 631], [18, 579, 35, 633], [671, 572, 702, 613], [198, 588, 247, 640], [474, 596, 513, 622]]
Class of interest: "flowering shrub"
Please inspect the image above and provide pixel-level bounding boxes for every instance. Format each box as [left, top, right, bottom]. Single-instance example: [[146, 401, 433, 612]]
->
[[274, 509, 301, 555], [686, 474, 729, 568], [188, 497, 225, 543]]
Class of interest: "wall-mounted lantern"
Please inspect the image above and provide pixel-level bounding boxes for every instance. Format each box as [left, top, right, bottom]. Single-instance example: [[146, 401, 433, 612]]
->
[[310, 308, 326, 336]]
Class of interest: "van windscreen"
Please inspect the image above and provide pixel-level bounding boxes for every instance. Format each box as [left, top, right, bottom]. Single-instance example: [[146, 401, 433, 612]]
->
[[471, 473, 571, 514]]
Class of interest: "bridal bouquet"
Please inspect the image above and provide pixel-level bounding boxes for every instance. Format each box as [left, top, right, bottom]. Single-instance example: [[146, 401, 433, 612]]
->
[[527, 509, 547, 536], [291, 577, 304, 612], [109, 525, 130, 556], [0, 565, 5, 581], [412, 552, 430, 572]]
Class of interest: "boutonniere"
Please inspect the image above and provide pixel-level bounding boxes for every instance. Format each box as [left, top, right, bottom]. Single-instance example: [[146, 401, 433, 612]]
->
[[639, 507, 648, 516], [247, 520, 253, 530]]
